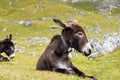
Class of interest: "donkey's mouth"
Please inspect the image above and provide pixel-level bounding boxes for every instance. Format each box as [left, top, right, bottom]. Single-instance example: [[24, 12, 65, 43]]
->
[[81, 43, 92, 57], [83, 51, 91, 56]]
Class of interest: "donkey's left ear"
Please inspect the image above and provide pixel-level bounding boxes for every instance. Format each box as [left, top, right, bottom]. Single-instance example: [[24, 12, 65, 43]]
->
[[53, 19, 67, 28], [9, 34, 12, 41]]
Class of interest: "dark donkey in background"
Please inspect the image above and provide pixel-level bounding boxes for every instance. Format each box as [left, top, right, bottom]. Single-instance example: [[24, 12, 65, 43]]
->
[[36, 19, 97, 80], [0, 34, 15, 62]]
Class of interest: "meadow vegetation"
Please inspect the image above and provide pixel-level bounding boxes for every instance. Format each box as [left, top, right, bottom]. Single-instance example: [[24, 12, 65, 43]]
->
[[0, 0, 120, 80]]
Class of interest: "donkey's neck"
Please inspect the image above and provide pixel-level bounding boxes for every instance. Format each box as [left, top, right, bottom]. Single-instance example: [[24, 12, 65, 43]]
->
[[61, 35, 68, 48], [51, 35, 70, 56]]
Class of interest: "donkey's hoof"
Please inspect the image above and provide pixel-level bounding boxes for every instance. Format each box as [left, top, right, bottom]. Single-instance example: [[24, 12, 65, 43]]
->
[[3, 57, 10, 61], [93, 76, 97, 80], [0, 57, 10, 61]]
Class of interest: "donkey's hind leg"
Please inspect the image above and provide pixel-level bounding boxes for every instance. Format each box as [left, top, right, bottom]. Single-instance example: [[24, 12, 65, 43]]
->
[[0, 55, 9, 62], [72, 66, 97, 80]]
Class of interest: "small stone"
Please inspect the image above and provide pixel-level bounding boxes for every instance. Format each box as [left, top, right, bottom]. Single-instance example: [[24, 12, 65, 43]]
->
[[24, 21, 32, 27]]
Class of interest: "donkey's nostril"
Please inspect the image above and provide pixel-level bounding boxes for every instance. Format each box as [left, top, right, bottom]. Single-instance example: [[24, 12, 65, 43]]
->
[[83, 49, 91, 56], [88, 49, 91, 54]]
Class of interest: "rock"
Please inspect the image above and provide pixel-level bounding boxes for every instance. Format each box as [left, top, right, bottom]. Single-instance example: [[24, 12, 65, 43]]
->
[[119, 27, 120, 31], [87, 28, 94, 33], [36, 5, 42, 9], [50, 25, 60, 32], [90, 32, 120, 59], [103, 33, 110, 39], [2, 27, 7, 31], [24, 21, 32, 27], [28, 37, 41, 42], [50, 25, 59, 29], [76, 12, 85, 16], [40, 37, 50, 43], [15, 47, 26, 53], [90, 39, 104, 54], [67, 18, 78, 23], [95, 24, 102, 34], [8, 2, 12, 5], [41, 17, 51, 21], [28, 53, 36, 57], [18, 20, 24, 25], [28, 37, 50, 43]]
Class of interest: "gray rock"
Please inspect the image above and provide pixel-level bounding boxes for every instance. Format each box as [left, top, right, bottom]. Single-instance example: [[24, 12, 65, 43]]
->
[[41, 17, 51, 21], [103, 33, 109, 39], [24, 21, 32, 27], [28, 53, 36, 57], [50, 25, 59, 29], [89, 32, 120, 59], [36, 5, 42, 9], [95, 24, 102, 34], [2, 27, 7, 32], [28, 37, 50, 43], [18, 20, 24, 25], [28, 37, 41, 42], [40, 37, 50, 43], [15, 47, 26, 53], [90, 39, 104, 54], [8, 2, 12, 5], [67, 18, 78, 23], [76, 12, 85, 16]]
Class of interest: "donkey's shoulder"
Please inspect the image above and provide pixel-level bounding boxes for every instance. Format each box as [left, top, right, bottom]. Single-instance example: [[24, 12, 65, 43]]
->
[[50, 35, 61, 44]]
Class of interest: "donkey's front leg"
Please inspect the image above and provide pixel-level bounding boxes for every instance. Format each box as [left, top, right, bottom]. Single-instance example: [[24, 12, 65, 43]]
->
[[71, 65, 86, 78], [0, 55, 9, 62], [52, 68, 75, 74], [72, 65, 97, 80]]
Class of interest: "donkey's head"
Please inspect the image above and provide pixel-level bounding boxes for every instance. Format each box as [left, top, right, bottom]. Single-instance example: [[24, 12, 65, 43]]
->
[[0, 34, 15, 59], [53, 19, 92, 56]]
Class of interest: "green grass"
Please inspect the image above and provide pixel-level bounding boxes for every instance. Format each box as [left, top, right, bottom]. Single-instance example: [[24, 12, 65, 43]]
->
[[0, 0, 120, 80], [111, 7, 120, 16], [67, 1, 99, 13], [0, 47, 120, 80]]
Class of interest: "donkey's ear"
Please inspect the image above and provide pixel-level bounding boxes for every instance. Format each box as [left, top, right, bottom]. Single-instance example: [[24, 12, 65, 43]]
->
[[9, 34, 12, 41], [53, 19, 67, 28]]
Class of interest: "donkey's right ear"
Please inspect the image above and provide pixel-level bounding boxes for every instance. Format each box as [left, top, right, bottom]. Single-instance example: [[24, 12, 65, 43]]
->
[[5, 34, 12, 41], [53, 19, 67, 28]]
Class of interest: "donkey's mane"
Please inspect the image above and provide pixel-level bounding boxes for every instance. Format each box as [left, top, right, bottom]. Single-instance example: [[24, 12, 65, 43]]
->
[[50, 35, 61, 44]]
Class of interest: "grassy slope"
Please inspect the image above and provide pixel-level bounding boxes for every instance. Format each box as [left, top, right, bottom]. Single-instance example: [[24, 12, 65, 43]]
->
[[0, 0, 120, 80]]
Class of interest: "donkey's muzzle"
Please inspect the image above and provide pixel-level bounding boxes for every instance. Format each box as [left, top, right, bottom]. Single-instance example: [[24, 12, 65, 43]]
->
[[82, 43, 92, 56], [83, 49, 91, 56], [9, 53, 15, 59]]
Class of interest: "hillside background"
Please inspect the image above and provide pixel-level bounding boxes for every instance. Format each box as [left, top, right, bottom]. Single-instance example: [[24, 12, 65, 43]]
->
[[0, 0, 120, 80]]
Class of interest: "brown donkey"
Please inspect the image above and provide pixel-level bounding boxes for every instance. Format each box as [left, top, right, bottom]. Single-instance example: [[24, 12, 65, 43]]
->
[[36, 19, 97, 80]]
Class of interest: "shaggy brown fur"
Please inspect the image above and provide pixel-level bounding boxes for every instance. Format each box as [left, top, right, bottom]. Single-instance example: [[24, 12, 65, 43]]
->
[[36, 19, 97, 80]]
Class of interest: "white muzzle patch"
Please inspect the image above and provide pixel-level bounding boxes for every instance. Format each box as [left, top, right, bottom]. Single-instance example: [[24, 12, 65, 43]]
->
[[9, 53, 15, 59], [82, 42, 92, 55]]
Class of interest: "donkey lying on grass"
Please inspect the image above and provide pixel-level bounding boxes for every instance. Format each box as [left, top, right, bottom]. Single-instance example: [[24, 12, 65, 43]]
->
[[0, 34, 15, 62], [36, 19, 97, 80]]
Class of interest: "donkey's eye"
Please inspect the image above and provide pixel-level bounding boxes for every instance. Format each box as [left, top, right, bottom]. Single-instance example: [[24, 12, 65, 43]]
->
[[77, 32, 83, 35], [76, 32, 83, 37]]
